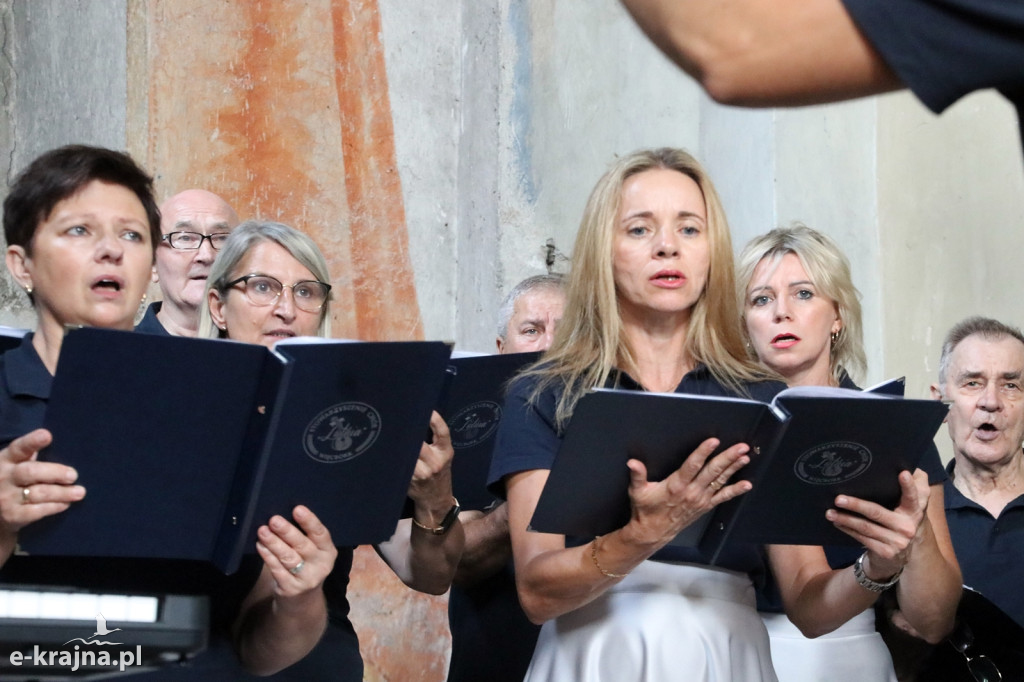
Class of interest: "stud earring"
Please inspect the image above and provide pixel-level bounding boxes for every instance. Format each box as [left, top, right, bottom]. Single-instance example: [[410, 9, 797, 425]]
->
[[24, 285, 32, 295]]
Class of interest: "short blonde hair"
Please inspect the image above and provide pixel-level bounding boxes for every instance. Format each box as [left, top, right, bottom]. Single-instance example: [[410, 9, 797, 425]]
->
[[736, 223, 866, 384], [530, 148, 770, 428], [198, 220, 333, 339]]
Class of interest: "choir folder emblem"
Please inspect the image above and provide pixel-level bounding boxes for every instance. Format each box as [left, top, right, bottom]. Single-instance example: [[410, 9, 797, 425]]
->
[[529, 384, 948, 563], [439, 351, 540, 510], [19, 328, 452, 574]]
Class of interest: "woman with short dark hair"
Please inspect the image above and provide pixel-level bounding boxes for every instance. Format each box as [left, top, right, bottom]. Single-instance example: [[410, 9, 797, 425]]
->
[[0, 145, 338, 678]]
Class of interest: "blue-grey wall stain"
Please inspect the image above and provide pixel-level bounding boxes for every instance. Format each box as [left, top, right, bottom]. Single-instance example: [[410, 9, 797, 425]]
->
[[509, 0, 537, 203]]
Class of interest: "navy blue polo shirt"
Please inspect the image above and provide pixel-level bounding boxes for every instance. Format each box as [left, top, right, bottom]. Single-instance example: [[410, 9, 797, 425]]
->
[[0, 333, 49, 447], [487, 364, 785, 574], [134, 302, 170, 336], [944, 460, 1024, 629]]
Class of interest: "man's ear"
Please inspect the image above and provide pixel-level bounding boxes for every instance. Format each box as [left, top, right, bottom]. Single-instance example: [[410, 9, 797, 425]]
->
[[5, 245, 32, 291], [151, 264, 159, 284], [930, 383, 950, 422], [496, 336, 505, 354]]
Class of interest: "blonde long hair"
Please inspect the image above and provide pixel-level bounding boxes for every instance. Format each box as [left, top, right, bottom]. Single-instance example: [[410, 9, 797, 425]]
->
[[531, 148, 771, 429], [736, 224, 866, 385]]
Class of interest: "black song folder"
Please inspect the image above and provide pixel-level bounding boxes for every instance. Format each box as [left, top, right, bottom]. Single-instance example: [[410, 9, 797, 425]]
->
[[439, 351, 540, 510], [19, 328, 452, 574], [529, 383, 948, 563]]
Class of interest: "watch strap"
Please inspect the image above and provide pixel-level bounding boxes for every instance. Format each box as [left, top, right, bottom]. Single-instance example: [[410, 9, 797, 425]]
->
[[412, 498, 461, 535], [853, 552, 903, 593]]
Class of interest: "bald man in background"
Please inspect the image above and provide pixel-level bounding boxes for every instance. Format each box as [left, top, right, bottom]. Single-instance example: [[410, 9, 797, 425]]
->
[[137, 189, 239, 336]]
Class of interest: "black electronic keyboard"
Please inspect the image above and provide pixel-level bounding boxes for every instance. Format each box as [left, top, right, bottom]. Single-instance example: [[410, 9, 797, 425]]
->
[[0, 585, 208, 679]]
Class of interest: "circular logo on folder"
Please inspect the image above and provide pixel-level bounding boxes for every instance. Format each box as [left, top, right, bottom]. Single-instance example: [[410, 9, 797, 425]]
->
[[448, 401, 502, 449], [793, 441, 871, 485], [304, 402, 382, 463]]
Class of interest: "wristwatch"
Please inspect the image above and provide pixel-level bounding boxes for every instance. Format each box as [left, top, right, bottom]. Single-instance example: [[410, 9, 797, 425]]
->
[[412, 498, 461, 535], [853, 552, 903, 593]]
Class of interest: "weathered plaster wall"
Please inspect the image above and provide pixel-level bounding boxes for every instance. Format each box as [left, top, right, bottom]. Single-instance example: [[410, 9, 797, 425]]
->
[[0, 0, 128, 328], [877, 90, 1024, 460], [495, 0, 703, 344]]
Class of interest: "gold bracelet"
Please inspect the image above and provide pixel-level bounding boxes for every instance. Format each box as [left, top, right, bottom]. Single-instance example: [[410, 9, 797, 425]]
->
[[590, 536, 627, 579], [411, 497, 461, 535]]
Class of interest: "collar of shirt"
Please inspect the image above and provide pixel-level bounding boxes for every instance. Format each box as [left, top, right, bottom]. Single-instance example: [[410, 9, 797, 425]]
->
[[944, 459, 1024, 512], [3, 332, 52, 400]]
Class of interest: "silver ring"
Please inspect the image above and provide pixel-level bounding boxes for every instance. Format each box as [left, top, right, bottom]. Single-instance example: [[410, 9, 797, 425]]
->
[[289, 560, 305, 575], [21, 487, 30, 504]]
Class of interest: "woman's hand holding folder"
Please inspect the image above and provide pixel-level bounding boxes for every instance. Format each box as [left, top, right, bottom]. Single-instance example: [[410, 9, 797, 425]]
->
[[825, 468, 929, 580], [507, 437, 754, 624], [0, 427, 85, 567], [620, 437, 753, 550], [377, 410, 466, 596], [237, 504, 338, 675], [407, 411, 458, 518], [254, 504, 338, 597]]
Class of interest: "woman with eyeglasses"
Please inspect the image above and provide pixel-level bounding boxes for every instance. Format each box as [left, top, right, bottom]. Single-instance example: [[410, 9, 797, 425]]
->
[[199, 220, 464, 681], [0, 145, 340, 679]]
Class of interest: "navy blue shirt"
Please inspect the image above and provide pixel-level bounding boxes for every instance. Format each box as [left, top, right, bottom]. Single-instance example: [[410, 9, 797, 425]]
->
[[134, 302, 170, 336], [0, 334, 49, 447], [944, 460, 1024, 629], [488, 364, 785, 574], [0, 333, 263, 680], [446, 560, 540, 682]]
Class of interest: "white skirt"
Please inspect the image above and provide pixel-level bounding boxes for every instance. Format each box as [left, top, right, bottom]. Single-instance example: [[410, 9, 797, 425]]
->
[[524, 561, 778, 682], [761, 610, 897, 682]]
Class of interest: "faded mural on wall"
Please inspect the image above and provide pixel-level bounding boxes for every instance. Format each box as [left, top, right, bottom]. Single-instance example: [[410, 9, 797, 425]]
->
[[144, 0, 423, 342], [142, 1, 445, 679]]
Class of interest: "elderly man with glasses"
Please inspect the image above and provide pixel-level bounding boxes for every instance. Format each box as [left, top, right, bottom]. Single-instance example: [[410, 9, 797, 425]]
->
[[136, 189, 239, 336]]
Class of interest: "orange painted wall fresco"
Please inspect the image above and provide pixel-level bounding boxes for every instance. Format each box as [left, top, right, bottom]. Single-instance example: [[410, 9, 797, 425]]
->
[[142, 1, 448, 679], [144, 0, 423, 342]]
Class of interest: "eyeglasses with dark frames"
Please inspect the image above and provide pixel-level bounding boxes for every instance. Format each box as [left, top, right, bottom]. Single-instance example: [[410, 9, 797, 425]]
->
[[162, 232, 231, 250], [948, 620, 1002, 682], [225, 274, 331, 313]]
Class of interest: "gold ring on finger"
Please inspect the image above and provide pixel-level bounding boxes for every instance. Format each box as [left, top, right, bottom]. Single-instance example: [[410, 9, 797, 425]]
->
[[708, 480, 722, 491], [21, 487, 31, 504]]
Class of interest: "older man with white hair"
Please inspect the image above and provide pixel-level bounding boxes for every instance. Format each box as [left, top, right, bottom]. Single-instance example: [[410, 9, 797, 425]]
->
[[930, 316, 1024, 629]]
